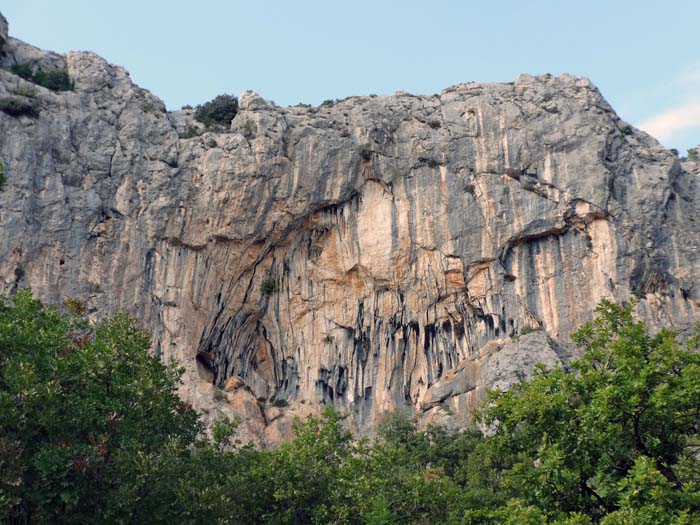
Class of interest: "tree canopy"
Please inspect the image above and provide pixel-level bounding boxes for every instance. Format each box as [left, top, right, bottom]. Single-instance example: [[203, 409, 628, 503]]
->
[[194, 94, 238, 128], [0, 290, 200, 522], [1, 292, 698, 523], [476, 300, 700, 523]]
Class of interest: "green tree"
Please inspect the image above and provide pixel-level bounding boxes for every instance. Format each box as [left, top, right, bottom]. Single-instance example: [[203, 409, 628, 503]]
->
[[0, 290, 200, 523], [194, 94, 238, 129], [363, 414, 472, 524], [261, 406, 358, 524], [478, 300, 700, 523]]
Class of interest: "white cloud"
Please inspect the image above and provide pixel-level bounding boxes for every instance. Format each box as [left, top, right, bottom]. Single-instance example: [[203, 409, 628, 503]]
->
[[636, 100, 700, 142]]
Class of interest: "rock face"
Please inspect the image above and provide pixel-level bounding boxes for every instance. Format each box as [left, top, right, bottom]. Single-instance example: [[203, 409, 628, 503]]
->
[[1, 13, 699, 445], [0, 13, 8, 51], [419, 331, 564, 429]]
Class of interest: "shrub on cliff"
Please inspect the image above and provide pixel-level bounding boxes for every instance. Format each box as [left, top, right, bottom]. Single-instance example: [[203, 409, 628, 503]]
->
[[194, 94, 238, 128], [11, 63, 73, 91], [10, 64, 33, 80], [261, 277, 278, 295], [33, 69, 73, 91]]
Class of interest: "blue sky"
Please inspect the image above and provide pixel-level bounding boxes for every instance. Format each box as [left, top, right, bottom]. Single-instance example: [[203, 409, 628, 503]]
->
[[3, 0, 699, 152]]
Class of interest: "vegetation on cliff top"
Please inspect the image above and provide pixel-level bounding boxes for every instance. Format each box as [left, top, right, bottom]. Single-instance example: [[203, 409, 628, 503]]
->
[[194, 94, 238, 129], [1, 293, 699, 523], [11, 64, 73, 92]]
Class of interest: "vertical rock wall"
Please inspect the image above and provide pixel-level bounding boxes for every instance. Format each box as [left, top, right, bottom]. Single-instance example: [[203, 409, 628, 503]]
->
[[1, 15, 699, 444]]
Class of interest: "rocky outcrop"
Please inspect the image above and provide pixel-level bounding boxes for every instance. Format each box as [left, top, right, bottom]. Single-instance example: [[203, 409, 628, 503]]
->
[[419, 330, 564, 429], [0, 13, 8, 52], [1, 13, 699, 445]]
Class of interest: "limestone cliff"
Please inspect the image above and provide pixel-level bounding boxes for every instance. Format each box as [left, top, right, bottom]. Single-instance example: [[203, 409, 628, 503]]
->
[[1, 13, 699, 445]]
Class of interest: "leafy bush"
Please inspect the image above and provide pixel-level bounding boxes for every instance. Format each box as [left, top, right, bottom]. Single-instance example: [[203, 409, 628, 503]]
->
[[141, 100, 159, 113], [479, 300, 700, 522], [0, 290, 200, 523], [63, 296, 86, 315], [33, 68, 73, 91], [241, 118, 255, 139], [260, 277, 278, 295], [11, 63, 73, 91], [0, 96, 39, 117], [0, 160, 5, 191], [10, 63, 33, 80], [194, 94, 238, 128], [517, 324, 541, 337]]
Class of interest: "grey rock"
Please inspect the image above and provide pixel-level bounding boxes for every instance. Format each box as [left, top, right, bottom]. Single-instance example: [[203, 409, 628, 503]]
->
[[419, 331, 563, 429], [0, 13, 7, 50], [1, 13, 699, 445]]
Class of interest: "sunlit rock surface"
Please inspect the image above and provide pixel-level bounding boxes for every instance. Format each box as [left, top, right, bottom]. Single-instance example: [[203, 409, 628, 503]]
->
[[1, 13, 699, 445]]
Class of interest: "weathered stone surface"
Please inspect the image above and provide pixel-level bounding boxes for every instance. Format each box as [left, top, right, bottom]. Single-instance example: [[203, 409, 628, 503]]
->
[[419, 331, 564, 430], [223, 375, 245, 392], [0, 13, 8, 51], [1, 13, 699, 445]]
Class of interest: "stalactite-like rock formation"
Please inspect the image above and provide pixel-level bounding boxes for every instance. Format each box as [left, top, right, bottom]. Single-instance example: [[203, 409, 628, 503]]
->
[[1, 12, 699, 444]]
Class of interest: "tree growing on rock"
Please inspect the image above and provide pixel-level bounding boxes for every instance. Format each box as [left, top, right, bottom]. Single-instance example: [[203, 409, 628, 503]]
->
[[194, 94, 238, 129]]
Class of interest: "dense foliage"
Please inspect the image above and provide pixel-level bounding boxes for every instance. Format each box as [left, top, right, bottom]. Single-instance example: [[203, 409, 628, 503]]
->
[[476, 300, 700, 524], [261, 277, 278, 295], [0, 290, 200, 523], [194, 94, 238, 129], [1, 294, 698, 523], [11, 64, 73, 92]]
